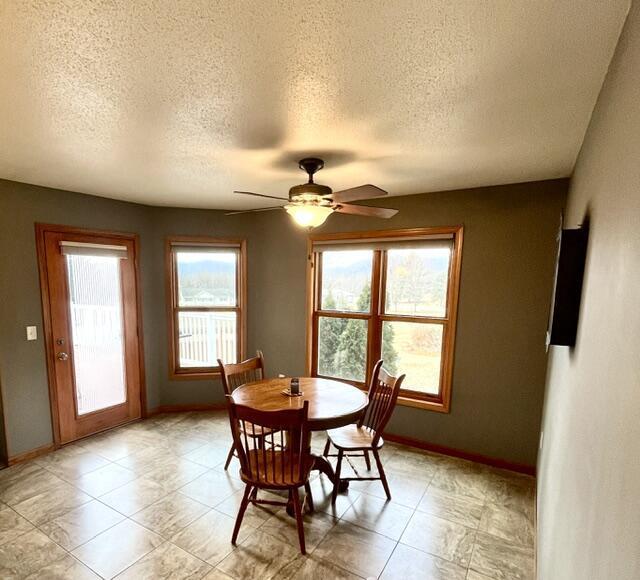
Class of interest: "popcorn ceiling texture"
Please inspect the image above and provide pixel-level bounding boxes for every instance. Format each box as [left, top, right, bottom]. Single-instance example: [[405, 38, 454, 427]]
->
[[0, 0, 630, 209]]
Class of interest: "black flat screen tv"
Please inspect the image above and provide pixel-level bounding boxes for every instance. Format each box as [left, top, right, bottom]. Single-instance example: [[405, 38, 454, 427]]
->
[[546, 218, 589, 348]]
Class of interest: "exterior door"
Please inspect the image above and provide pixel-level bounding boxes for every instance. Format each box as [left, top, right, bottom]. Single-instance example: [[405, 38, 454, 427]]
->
[[37, 225, 144, 444]]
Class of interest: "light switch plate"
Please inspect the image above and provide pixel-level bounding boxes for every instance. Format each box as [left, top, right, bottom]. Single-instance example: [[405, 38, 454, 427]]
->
[[26, 326, 38, 341]]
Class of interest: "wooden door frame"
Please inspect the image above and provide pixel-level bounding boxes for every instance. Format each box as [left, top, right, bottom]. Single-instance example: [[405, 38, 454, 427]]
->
[[35, 223, 147, 447]]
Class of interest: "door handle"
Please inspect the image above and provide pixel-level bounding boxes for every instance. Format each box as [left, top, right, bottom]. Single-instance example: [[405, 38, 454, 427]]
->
[[57, 352, 69, 361]]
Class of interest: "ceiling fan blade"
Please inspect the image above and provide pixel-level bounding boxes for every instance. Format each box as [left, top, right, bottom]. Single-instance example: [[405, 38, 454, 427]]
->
[[234, 190, 289, 201], [225, 206, 284, 216], [331, 184, 388, 203], [334, 203, 398, 219]]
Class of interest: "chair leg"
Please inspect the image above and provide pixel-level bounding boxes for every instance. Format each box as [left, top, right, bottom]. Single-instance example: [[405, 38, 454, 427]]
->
[[364, 449, 371, 471], [304, 481, 314, 512], [373, 448, 391, 500], [323, 438, 331, 457], [232, 484, 252, 545], [291, 487, 306, 554], [332, 449, 344, 504], [224, 444, 235, 471]]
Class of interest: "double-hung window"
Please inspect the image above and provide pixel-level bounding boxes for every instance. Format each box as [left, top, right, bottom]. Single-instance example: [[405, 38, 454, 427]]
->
[[307, 227, 463, 412], [166, 237, 246, 378]]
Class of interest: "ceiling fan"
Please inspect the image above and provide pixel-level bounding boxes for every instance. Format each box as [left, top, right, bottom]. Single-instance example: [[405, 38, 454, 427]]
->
[[226, 157, 398, 228]]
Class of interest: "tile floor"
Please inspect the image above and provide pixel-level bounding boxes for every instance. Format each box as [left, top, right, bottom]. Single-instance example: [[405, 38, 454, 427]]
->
[[0, 412, 536, 579]]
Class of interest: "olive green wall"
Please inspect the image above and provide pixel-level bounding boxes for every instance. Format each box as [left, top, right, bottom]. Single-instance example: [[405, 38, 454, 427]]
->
[[0, 183, 157, 458], [0, 177, 566, 465]]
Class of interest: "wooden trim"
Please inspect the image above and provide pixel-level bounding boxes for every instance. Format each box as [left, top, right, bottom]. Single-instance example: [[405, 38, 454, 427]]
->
[[383, 432, 536, 476], [309, 226, 462, 243], [305, 238, 315, 376], [35, 223, 147, 444], [314, 310, 370, 320], [35, 225, 62, 446], [306, 225, 464, 413], [8, 443, 56, 466], [367, 250, 383, 384], [165, 236, 247, 380], [134, 234, 148, 417]]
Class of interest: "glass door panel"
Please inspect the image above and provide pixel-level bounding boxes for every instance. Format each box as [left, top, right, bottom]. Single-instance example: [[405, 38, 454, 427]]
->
[[65, 254, 127, 415]]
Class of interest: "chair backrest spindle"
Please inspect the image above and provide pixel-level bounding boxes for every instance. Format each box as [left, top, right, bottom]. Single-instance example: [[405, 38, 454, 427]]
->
[[358, 360, 405, 446], [226, 398, 310, 488], [218, 350, 265, 395]]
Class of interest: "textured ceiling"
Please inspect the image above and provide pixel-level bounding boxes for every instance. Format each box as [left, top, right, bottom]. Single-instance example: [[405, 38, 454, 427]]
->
[[0, 1, 630, 209]]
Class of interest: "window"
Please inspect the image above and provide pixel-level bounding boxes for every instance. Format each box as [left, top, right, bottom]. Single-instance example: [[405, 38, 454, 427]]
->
[[166, 237, 246, 378], [307, 227, 463, 412]]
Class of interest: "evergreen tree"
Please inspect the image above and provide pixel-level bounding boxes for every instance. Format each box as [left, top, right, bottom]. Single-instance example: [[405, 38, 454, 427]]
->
[[331, 281, 400, 380], [318, 291, 347, 376], [381, 323, 398, 374]]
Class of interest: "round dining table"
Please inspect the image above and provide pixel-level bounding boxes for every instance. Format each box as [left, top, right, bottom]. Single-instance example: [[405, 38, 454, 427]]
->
[[230, 376, 369, 499]]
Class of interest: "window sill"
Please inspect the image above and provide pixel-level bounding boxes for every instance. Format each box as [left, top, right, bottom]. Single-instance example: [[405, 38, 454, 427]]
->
[[397, 395, 450, 413], [169, 370, 221, 381]]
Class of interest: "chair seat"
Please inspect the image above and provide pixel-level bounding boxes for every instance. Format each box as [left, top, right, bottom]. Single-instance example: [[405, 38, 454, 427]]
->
[[327, 425, 384, 451], [241, 450, 314, 488], [239, 422, 276, 438]]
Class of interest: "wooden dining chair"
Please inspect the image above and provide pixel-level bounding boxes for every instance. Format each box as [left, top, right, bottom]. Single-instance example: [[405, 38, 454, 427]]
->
[[323, 360, 405, 502], [227, 399, 314, 554], [218, 351, 267, 470]]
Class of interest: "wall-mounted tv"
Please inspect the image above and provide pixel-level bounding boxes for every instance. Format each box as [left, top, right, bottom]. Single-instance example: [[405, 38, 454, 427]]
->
[[546, 217, 589, 348]]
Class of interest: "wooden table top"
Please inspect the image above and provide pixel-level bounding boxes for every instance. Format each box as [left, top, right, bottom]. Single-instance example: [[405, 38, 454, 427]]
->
[[230, 377, 369, 431]]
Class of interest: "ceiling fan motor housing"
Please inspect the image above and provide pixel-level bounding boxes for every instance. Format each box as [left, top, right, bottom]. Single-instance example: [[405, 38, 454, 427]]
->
[[289, 182, 333, 201]]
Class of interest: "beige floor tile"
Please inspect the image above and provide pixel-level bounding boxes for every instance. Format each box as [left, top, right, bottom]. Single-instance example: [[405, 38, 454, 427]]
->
[[0, 413, 538, 580], [72, 519, 163, 579], [466, 570, 495, 580], [40, 499, 124, 550], [24, 553, 101, 579], [131, 492, 210, 538], [184, 442, 233, 468], [380, 543, 467, 580], [479, 502, 535, 547], [417, 487, 485, 528], [144, 457, 209, 490], [115, 541, 212, 579], [0, 463, 66, 506], [400, 511, 476, 567], [37, 449, 111, 480], [314, 520, 396, 578], [171, 509, 255, 566], [362, 468, 432, 508], [162, 434, 210, 457], [72, 463, 137, 497], [115, 445, 180, 473], [12, 481, 92, 526], [261, 507, 337, 551], [76, 433, 141, 461], [99, 476, 172, 516], [217, 529, 304, 580], [203, 568, 235, 580], [0, 529, 68, 578], [342, 493, 413, 540], [307, 474, 361, 518], [284, 554, 362, 580], [429, 465, 489, 502], [215, 488, 284, 529], [484, 472, 536, 517], [470, 532, 534, 580], [178, 469, 244, 507], [0, 504, 35, 546], [384, 448, 442, 476]]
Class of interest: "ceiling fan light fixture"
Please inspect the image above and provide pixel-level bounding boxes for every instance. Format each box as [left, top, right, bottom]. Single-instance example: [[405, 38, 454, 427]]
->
[[284, 203, 333, 228]]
